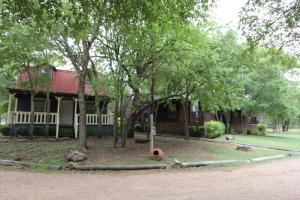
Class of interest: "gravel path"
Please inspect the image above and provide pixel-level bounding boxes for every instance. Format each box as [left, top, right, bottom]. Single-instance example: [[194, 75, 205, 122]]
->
[[1, 158, 300, 200]]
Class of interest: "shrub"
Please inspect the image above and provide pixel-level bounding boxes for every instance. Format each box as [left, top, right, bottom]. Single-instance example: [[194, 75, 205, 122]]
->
[[15, 127, 29, 136], [246, 127, 264, 136], [0, 125, 10, 136], [34, 127, 45, 136], [257, 124, 267, 135], [204, 121, 225, 139], [188, 126, 198, 137], [198, 126, 206, 137], [134, 124, 144, 132]]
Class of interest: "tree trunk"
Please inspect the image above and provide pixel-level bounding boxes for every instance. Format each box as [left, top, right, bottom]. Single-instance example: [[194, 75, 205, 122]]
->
[[182, 100, 189, 140], [149, 72, 155, 149], [78, 72, 87, 149], [272, 120, 276, 133], [95, 95, 102, 137], [113, 98, 119, 148], [225, 112, 230, 134], [45, 91, 50, 137], [29, 92, 35, 139], [126, 92, 139, 138], [120, 87, 126, 147], [282, 119, 290, 132]]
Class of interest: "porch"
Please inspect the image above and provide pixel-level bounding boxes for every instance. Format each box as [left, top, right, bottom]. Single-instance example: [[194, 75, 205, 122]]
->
[[7, 93, 114, 138]]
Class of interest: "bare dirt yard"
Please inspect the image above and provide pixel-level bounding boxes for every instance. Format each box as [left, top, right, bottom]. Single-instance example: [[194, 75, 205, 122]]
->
[[1, 158, 300, 200]]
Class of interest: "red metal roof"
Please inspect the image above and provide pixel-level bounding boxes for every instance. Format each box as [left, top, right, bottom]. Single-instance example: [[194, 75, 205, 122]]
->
[[14, 68, 107, 96]]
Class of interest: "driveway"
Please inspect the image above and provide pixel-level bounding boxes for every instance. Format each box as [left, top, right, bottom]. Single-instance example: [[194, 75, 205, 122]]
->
[[1, 158, 300, 200]]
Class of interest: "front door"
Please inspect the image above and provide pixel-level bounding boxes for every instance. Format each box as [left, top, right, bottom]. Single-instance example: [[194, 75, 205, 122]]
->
[[60, 100, 74, 125]]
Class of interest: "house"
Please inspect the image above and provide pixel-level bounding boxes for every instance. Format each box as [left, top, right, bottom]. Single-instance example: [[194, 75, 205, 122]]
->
[[7, 66, 113, 138], [137, 99, 257, 135]]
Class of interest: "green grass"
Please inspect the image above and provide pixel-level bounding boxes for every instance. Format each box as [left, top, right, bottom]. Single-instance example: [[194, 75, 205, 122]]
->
[[220, 130, 300, 151]]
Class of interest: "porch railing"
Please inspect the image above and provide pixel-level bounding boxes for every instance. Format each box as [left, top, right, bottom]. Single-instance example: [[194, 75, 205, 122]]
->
[[75, 114, 114, 125], [11, 111, 57, 124]]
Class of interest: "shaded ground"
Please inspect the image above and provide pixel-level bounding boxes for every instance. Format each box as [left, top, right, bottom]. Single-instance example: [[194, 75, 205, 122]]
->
[[0, 136, 283, 167], [1, 158, 300, 200]]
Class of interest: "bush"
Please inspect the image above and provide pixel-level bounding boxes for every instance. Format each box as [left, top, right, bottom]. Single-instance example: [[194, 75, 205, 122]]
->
[[198, 126, 206, 137], [246, 127, 265, 136], [15, 127, 29, 136], [188, 126, 198, 137], [134, 124, 144, 132], [204, 121, 225, 139], [0, 125, 10, 136], [34, 127, 45, 136], [257, 124, 267, 135]]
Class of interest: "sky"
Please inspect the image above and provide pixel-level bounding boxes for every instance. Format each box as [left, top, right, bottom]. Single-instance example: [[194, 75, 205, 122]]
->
[[212, 0, 247, 31]]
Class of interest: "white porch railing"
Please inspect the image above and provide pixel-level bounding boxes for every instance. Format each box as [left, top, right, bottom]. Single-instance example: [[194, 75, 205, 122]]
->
[[11, 111, 57, 124], [75, 114, 114, 125]]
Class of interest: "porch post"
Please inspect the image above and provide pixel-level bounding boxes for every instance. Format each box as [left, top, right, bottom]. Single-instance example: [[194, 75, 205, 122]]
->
[[7, 93, 15, 124], [73, 98, 78, 138], [14, 97, 18, 112], [55, 96, 63, 139]]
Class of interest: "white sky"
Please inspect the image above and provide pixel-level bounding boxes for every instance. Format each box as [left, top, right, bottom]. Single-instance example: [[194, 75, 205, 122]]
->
[[212, 0, 247, 30]]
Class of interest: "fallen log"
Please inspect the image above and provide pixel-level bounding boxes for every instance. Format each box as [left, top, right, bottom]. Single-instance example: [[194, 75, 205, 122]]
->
[[0, 159, 62, 170], [0, 159, 35, 167], [70, 163, 168, 170], [251, 154, 287, 162]]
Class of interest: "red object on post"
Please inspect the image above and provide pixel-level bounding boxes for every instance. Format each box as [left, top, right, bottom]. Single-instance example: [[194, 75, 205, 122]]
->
[[150, 148, 164, 161]]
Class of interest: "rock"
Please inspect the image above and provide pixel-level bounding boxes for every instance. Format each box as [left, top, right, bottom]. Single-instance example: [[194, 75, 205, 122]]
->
[[173, 159, 182, 167], [13, 155, 22, 161], [225, 135, 235, 141], [66, 151, 87, 162], [236, 145, 252, 151]]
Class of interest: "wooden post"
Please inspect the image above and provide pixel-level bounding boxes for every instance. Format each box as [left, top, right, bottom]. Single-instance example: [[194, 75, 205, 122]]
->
[[73, 98, 78, 138], [150, 113, 154, 151], [7, 94, 15, 124], [14, 97, 18, 112], [55, 96, 63, 139]]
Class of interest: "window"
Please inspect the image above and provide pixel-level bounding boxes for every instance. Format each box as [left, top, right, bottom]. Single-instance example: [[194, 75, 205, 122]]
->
[[34, 99, 46, 112]]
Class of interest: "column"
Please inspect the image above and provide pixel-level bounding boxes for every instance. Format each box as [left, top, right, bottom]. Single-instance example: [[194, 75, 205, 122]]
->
[[7, 93, 15, 124], [14, 97, 18, 112]]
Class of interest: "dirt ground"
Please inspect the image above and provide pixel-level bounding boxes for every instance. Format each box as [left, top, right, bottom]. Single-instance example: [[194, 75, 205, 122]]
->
[[1, 158, 300, 200], [0, 136, 282, 166]]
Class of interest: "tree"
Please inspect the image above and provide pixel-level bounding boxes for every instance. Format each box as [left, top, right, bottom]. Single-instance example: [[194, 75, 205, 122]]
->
[[95, 1, 216, 145], [2, 0, 111, 148], [243, 48, 299, 132], [239, 0, 300, 55], [0, 23, 54, 138]]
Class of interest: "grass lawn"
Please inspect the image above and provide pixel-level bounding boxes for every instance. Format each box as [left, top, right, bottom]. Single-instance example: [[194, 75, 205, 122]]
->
[[219, 129, 300, 151], [0, 136, 284, 169]]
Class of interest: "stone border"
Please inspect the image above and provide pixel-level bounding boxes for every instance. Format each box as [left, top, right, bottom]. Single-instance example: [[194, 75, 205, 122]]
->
[[69, 163, 168, 170]]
